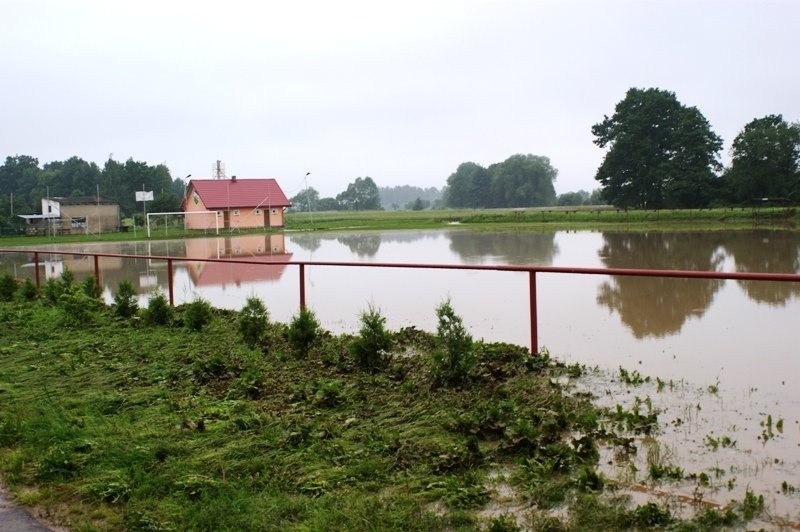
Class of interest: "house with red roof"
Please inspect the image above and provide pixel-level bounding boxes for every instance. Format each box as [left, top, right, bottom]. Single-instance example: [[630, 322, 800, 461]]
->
[[181, 177, 291, 230]]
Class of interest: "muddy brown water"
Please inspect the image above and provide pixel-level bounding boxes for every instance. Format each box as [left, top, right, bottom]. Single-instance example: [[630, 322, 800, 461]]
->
[[2, 228, 799, 523]]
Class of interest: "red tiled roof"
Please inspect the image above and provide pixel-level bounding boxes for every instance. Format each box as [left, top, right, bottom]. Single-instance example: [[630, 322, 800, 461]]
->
[[187, 178, 291, 209]]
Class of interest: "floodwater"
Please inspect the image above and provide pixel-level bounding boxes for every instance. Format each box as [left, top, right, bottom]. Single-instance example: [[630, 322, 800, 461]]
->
[[2, 228, 799, 523]]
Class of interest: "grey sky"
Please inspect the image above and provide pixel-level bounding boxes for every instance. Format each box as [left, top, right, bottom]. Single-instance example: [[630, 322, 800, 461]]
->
[[2, 0, 798, 199]]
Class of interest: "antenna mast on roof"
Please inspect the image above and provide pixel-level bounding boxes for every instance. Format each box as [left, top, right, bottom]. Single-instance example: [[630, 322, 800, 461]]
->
[[212, 160, 226, 180]]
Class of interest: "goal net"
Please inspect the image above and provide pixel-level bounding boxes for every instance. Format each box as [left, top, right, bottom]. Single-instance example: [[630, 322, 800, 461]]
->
[[146, 211, 219, 238]]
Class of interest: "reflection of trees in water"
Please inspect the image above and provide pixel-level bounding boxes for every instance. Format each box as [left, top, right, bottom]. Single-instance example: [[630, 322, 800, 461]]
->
[[597, 232, 725, 338], [288, 234, 323, 253], [336, 234, 382, 258], [447, 231, 559, 264], [722, 230, 800, 306]]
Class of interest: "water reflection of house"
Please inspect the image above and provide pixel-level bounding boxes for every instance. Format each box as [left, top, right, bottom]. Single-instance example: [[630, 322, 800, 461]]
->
[[39, 253, 123, 281], [184, 234, 292, 287]]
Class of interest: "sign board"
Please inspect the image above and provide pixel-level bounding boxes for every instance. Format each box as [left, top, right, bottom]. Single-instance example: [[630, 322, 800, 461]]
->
[[136, 191, 154, 202]]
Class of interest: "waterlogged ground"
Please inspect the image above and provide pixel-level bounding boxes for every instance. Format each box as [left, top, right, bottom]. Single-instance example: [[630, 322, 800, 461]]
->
[[568, 364, 800, 528]]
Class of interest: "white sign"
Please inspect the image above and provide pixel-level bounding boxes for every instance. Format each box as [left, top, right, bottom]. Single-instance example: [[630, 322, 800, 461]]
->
[[136, 191, 154, 202]]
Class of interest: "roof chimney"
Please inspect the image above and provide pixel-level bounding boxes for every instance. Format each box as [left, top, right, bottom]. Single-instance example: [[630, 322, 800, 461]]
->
[[231, 175, 237, 183]]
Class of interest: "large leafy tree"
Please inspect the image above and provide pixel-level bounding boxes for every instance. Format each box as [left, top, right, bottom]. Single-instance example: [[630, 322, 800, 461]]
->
[[723, 114, 800, 203], [444, 162, 492, 208], [592, 88, 722, 209], [337, 177, 381, 211], [489, 154, 557, 207]]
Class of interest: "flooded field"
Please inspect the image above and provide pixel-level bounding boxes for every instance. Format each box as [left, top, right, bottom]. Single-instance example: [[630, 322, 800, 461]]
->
[[1, 227, 799, 525]]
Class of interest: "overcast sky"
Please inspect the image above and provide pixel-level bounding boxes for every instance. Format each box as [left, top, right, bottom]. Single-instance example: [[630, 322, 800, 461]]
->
[[2, 0, 798, 199]]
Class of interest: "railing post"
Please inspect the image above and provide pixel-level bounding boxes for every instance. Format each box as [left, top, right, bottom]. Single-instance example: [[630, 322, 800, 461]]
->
[[299, 264, 306, 310], [34, 252, 41, 290], [167, 258, 174, 306], [529, 271, 538, 355], [93, 255, 101, 289]]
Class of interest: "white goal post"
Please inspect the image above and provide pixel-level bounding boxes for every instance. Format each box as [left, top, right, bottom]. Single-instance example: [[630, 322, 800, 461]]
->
[[146, 211, 219, 238]]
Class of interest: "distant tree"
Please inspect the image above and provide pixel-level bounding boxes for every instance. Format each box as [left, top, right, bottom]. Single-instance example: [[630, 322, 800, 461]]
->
[[592, 87, 722, 209], [150, 191, 180, 213], [723, 115, 800, 203], [444, 162, 491, 208], [0, 155, 40, 214], [316, 197, 341, 211], [337, 177, 381, 210], [407, 197, 429, 211], [557, 190, 590, 206], [587, 188, 606, 205], [289, 187, 320, 211], [41, 157, 102, 197], [488, 154, 557, 207], [379, 185, 441, 210]]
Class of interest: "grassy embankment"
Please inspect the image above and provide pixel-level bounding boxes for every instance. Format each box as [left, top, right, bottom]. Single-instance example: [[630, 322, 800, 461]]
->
[[0, 205, 797, 248], [0, 273, 769, 530]]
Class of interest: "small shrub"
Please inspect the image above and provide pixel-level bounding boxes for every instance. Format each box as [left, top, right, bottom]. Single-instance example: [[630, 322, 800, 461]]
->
[[43, 278, 63, 304], [144, 289, 172, 326], [184, 297, 213, 331], [18, 278, 38, 300], [431, 299, 475, 386], [288, 307, 320, 358], [58, 286, 98, 326], [113, 279, 139, 318], [239, 296, 269, 348], [81, 276, 103, 300], [0, 272, 17, 301], [350, 304, 392, 370]]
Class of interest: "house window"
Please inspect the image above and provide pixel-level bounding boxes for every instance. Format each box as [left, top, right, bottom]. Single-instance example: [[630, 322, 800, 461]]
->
[[233, 209, 240, 216], [255, 209, 261, 215], [71, 217, 86, 228], [217, 211, 222, 217]]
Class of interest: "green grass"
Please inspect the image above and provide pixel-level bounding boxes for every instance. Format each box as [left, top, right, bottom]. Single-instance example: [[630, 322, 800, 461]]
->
[[0, 279, 777, 530]]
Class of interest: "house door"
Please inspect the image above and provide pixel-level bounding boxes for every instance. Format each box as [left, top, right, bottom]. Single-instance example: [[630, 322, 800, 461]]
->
[[223, 210, 230, 229], [264, 209, 270, 228]]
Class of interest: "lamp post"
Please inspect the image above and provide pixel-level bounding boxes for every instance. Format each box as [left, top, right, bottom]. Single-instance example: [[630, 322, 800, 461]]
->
[[304, 172, 313, 230]]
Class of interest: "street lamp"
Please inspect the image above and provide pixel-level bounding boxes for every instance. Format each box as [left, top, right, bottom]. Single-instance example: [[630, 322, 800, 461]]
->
[[304, 172, 313, 230]]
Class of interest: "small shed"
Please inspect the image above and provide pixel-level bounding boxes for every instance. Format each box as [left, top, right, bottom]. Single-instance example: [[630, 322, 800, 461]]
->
[[19, 196, 120, 235]]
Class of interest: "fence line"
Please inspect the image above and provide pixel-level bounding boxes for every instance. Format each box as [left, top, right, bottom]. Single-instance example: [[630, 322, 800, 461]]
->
[[3, 248, 800, 354]]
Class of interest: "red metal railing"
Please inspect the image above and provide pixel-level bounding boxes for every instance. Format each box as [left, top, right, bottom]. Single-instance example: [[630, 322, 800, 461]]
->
[[6, 249, 800, 353]]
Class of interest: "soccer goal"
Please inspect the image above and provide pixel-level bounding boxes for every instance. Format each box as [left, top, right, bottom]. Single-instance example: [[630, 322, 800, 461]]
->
[[146, 211, 219, 238]]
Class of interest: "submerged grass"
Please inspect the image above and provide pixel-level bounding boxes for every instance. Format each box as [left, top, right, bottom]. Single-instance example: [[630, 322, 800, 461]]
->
[[0, 279, 777, 530]]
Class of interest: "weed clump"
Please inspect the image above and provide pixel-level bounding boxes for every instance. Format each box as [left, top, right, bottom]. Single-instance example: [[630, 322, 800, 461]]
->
[[18, 278, 38, 301], [350, 304, 392, 370]]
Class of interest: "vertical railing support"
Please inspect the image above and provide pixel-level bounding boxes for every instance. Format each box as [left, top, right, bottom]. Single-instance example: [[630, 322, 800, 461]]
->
[[299, 264, 306, 310], [167, 258, 174, 306], [529, 271, 538, 355], [34, 252, 41, 290], [93, 255, 101, 289]]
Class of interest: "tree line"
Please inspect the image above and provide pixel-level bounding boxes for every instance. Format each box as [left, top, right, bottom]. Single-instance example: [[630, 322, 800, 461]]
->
[[593, 87, 800, 209], [0, 155, 185, 228]]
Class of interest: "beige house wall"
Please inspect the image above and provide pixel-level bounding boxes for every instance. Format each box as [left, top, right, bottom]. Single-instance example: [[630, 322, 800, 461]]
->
[[183, 195, 219, 230], [60, 204, 120, 234]]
